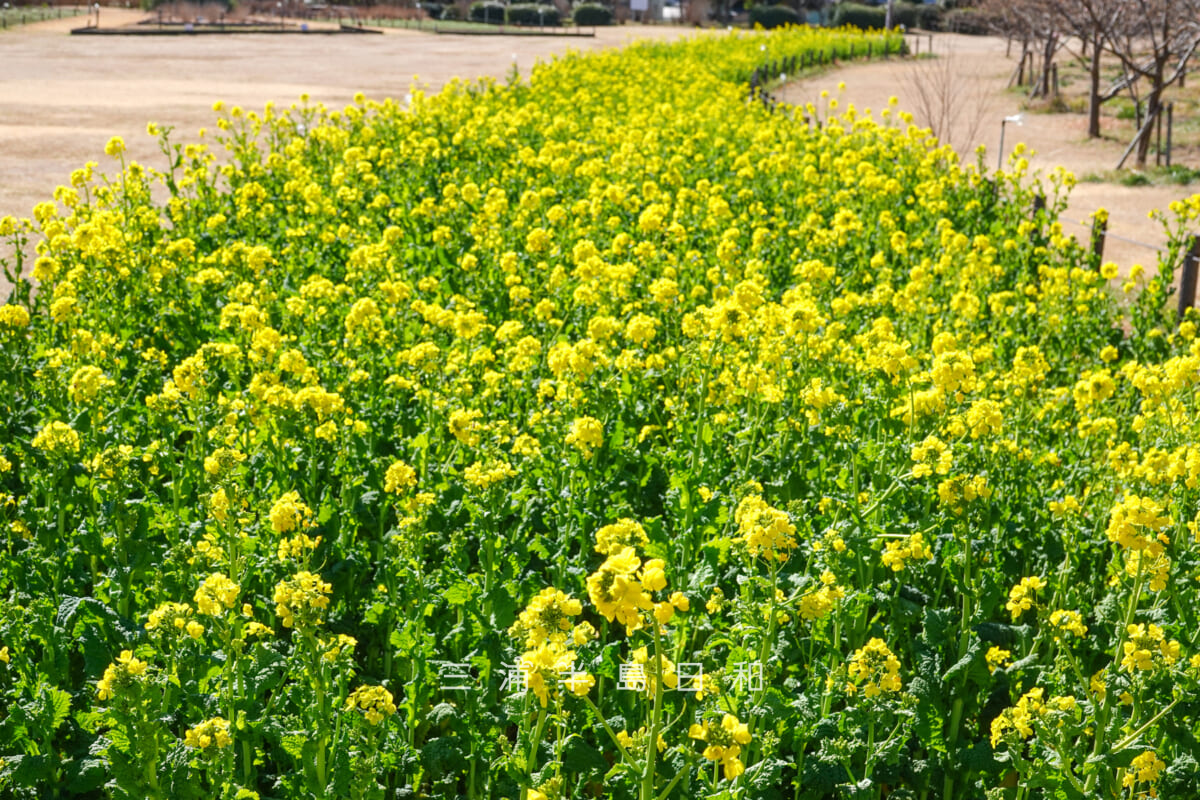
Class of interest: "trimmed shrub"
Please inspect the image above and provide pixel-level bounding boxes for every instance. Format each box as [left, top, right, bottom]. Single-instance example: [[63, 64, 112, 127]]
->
[[507, 2, 561, 24], [832, 2, 934, 31], [572, 2, 612, 25], [748, 4, 801, 29], [468, 0, 505, 22]]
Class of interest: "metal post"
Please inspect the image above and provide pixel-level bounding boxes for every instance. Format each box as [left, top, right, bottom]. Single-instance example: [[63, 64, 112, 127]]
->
[[1180, 235, 1200, 322]]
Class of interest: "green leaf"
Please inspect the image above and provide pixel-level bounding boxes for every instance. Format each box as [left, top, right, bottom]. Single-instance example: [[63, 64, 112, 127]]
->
[[562, 735, 608, 777], [444, 581, 476, 606], [44, 686, 72, 733]]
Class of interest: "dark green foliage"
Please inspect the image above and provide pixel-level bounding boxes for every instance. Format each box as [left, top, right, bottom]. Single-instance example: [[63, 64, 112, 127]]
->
[[749, 4, 802, 29], [572, 3, 613, 25]]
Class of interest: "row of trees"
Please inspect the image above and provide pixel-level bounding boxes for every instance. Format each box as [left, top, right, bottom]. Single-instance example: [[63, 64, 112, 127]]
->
[[978, 0, 1200, 166]]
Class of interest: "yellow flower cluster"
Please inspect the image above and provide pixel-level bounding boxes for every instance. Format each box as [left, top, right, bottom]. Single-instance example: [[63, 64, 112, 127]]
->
[[989, 687, 1077, 747], [273, 571, 332, 629], [194, 572, 240, 616], [586, 539, 685, 632], [985, 646, 1011, 674], [689, 714, 752, 780], [345, 685, 397, 725], [1120, 624, 1180, 672], [1005, 576, 1045, 621], [277, 532, 321, 562], [269, 491, 315, 534], [1106, 494, 1171, 555], [733, 494, 796, 562], [184, 717, 233, 750], [798, 571, 844, 621], [880, 533, 932, 572], [0, 304, 31, 330], [463, 458, 517, 489], [846, 638, 902, 698], [383, 459, 417, 494], [509, 588, 583, 650], [593, 518, 649, 556], [1123, 751, 1166, 795], [32, 420, 81, 457], [936, 474, 991, 513], [565, 416, 603, 458], [144, 601, 193, 636], [96, 650, 149, 701], [68, 365, 115, 405], [1047, 609, 1088, 640], [911, 435, 952, 478]]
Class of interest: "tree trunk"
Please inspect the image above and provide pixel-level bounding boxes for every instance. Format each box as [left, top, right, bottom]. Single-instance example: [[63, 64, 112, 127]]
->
[[1038, 33, 1057, 99], [1087, 31, 1103, 138], [1135, 81, 1164, 167]]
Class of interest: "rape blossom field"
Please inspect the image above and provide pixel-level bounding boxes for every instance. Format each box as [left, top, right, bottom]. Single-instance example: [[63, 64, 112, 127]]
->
[[2, 25, 1200, 800]]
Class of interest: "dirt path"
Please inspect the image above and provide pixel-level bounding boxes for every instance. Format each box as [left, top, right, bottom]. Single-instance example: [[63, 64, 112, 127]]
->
[[780, 34, 1184, 277]]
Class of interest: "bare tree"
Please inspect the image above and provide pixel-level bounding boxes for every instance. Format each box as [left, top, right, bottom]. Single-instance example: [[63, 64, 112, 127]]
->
[[1105, 0, 1200, 167], [979, 0, 1064, 99], [900, 43, 994, 159], [1044, 0, 1127, 138]]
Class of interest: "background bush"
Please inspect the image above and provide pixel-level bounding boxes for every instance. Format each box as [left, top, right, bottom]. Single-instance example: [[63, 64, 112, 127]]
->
[[468, 0, 505, 22], [832, 1, 941, 30], [507, 3, 560, 24], [572, 2, 612, 25], [749, 4, 801, 29]]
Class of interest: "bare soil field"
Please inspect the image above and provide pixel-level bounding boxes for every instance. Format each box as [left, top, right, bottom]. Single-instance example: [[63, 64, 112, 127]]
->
[[781, 33, 1196, 278]]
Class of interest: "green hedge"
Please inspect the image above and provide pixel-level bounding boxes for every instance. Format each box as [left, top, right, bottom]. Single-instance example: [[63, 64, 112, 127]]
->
[[832, 1, 941, 31], [468, 0, 505, 22], [572, 2, 612, 25], [507, 2, 561, 24], [748, 4, 801, 29]]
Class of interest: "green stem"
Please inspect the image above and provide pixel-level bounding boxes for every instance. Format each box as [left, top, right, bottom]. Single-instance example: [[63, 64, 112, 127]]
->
[[641, 623, 667, 800]]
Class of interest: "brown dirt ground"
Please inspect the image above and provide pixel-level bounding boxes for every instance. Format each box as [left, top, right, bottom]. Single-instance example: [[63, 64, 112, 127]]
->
[[0, 23, 1192, 291], [780, 33, 1191, 279]]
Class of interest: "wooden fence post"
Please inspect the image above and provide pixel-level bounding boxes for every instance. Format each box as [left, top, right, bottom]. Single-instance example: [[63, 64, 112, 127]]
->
[[1090, 215, 1108, 269], [1180, 235, 1200, 322], [1166, 103, 1174, 167], [1156, 108, 1164, 166]]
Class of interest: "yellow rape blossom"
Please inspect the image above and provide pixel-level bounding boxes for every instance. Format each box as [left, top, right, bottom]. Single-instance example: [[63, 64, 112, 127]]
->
[[97, 650, 149, 701], [689, 714, 752, 780], [846, 638, 902, 698], [734, 494, 796, 562], [565, 416, 603, 458], [345, 685, 397, 725], [184, 717, 232, 750], [269, 491, 315, 534], [273, 571, 331, 630]]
